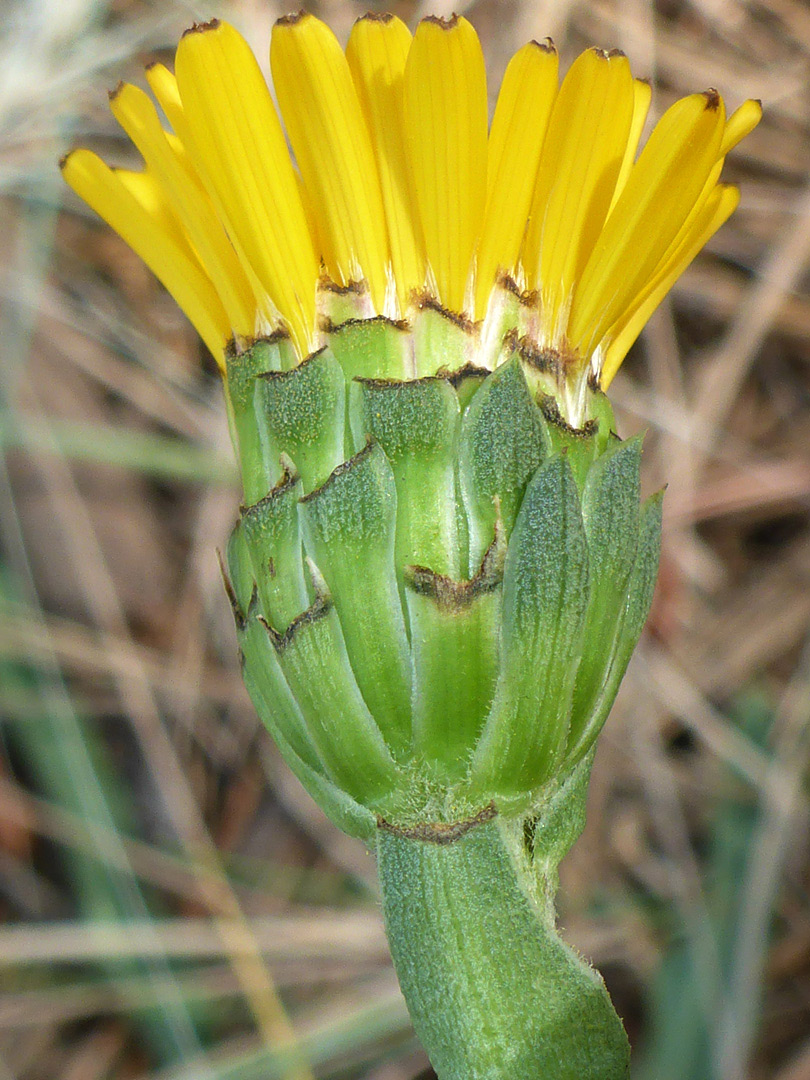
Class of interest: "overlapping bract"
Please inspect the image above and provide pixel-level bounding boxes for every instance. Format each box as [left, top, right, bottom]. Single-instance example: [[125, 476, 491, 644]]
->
[[223, 322, 661, 835], [62, 12, 759, 391]]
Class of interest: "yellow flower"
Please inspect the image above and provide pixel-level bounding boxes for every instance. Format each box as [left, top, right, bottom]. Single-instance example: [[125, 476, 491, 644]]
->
[[61, 12, 759, 395]]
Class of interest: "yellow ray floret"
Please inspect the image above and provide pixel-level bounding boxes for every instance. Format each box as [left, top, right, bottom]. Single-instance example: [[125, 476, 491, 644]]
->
[[271, 12, 390, 312], [61, 149, 229, 365], [109, 81, 257, 338], [62, 12, 760, 395], [524, 47, 635, 342], [475, 39, 559, 317], [143, 62, 185, 135], [601, 183, 740, 386], [175, 20, 318, 353], [403, 15, 488, 314], [608, 79, 652, 216], [346, 13, 425, 314], [569, 90, 726, 356]]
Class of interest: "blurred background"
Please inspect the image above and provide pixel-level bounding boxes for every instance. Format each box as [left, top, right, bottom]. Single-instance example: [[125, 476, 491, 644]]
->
[[1, 0, 808, 1076]]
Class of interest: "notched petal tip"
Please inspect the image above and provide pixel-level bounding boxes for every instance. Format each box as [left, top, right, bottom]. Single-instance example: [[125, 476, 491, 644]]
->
[[529, 37, 556, 53], [589, 45, 625, 60], [275, 9, 309, 28], [107, 80, 125, 102], [181, 18, 221, 37], [422, 13, 461, 29], [356, 11, 395, 24]]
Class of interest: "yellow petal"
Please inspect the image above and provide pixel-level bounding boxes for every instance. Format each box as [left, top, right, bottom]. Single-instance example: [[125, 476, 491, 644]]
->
[[175, 20, 318, 353], [144, 66, 212, 193], [570, 90, 725, 355], [474, 39, 559, 317], [403, 15, 488, 314], [61, 149, 229, 365], [114, 167, 197, 263], [721, 97, 762, 156], [295, 172, 324, 267], [144, 62, 185, 132], [271, 12, 389, 312], [109, 81, 256, 338], [662, 97, 759, 262], [607, 78, 652, 216], [148, 56, 285, 335], [346, 13, 425, 315], [523, 48, 635, 340], [601, 183, 739, 386]]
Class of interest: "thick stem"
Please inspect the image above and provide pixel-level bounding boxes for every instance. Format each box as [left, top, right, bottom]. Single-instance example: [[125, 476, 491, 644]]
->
[[377, 811, 629, 1080]]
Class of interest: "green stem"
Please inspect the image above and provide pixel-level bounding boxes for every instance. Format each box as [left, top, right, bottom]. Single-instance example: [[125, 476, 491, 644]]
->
[[377, 809, 629, 1080]]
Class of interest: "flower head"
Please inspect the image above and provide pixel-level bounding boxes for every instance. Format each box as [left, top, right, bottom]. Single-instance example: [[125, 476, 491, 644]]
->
[[59, 27, 763, 1070], [62, 12, 759, 424], [59, 11, 760, 825]]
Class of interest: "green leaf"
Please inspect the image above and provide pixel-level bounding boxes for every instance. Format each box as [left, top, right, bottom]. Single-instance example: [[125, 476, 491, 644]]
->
[[240, 461, 309, 632], [256, 346, 345, 493], [349, 376, 460, 577], [471, 455, 590, 800], [299, 442, 413, 758], [565, 436, 643, 758]]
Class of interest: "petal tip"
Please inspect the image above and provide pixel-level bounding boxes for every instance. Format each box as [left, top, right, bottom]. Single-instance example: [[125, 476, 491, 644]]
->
[[275, 10, 310, 28], [422, 13, 461, 30], [703, 87, 722, 110], [181, 18, 221, 38], [356, 11, 396, 24], [589, 45, 625, 60]]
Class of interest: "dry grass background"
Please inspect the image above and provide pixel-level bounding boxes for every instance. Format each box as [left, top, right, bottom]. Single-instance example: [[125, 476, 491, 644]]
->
[[1, 0, 809, 1076]]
